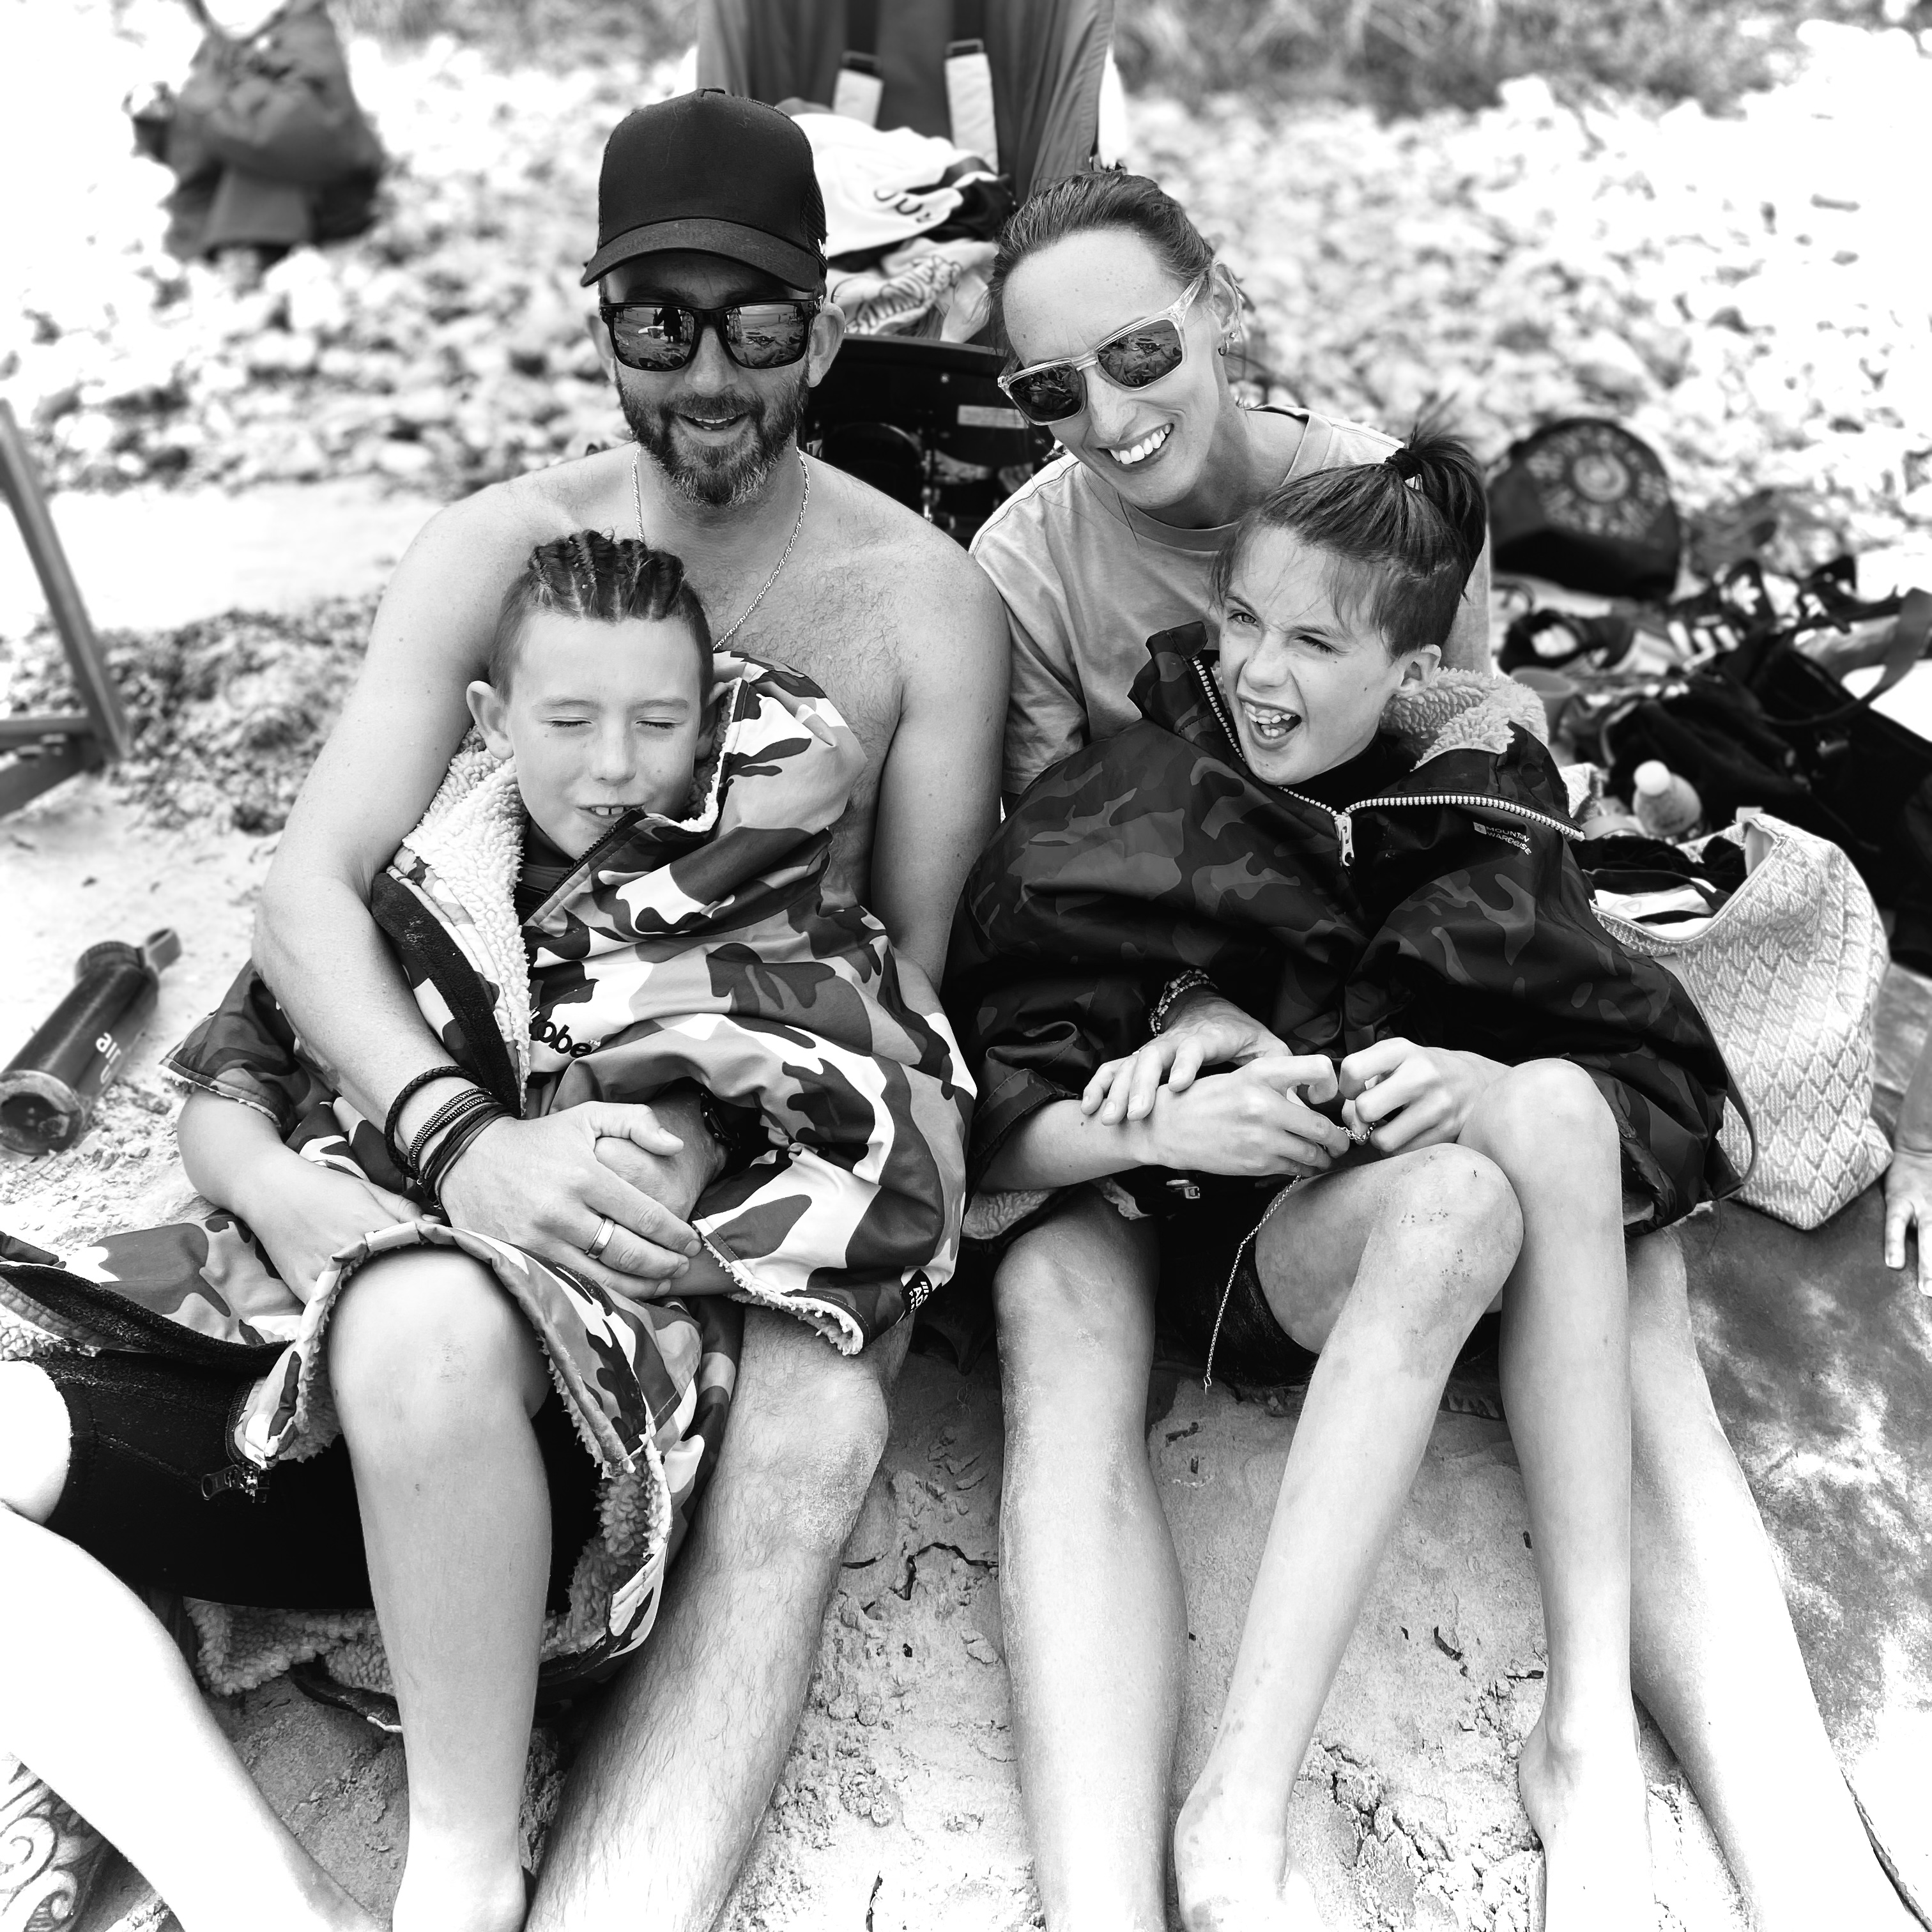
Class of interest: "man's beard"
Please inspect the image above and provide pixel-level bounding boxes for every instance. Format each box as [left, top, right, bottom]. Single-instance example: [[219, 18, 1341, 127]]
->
[[621, 367, 811, 510]]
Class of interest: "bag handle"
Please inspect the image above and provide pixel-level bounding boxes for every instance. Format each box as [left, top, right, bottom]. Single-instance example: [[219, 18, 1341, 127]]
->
[[1712, 1049, 1759, 1204], [1754, 586, 1932, 726]]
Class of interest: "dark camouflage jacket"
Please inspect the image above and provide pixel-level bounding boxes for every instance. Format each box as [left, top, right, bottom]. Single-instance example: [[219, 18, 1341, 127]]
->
[[948, 626, 1736, 1230]]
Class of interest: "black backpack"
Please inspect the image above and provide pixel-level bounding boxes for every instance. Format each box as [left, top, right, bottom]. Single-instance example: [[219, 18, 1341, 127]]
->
[[1489, 419, 1682, 601]]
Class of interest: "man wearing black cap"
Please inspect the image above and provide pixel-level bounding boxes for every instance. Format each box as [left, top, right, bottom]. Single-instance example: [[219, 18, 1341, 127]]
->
[[252, 89, 1006, 1928]]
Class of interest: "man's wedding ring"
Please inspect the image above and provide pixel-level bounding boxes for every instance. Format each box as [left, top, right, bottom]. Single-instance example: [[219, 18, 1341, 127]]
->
[[586, 1216, 617, 1262]]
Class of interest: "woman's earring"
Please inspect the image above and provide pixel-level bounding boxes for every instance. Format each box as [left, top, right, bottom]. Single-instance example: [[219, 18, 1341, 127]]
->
[[1216, 339, 1229, 358]]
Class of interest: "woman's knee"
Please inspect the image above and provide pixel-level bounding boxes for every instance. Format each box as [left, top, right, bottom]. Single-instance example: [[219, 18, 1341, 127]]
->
[[993, 1192, 1158, 1416], [328, 1250, 546, 1437]]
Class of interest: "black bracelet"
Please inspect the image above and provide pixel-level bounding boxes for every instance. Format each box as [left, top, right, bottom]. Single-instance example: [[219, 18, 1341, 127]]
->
[[410, 1086, 496, 1188], [384, 1065, 467, 1174], [420, 1099, 509, 1204], [406, 1084, 491, 1183], [415, 1090, 505, 1200]]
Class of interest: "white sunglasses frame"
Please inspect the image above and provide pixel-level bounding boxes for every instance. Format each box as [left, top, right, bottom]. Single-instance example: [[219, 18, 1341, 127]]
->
[[998, 272, 1213, 422]]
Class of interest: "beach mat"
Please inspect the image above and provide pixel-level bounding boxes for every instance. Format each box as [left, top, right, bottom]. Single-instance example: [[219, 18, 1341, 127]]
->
[[1683, 1185, 1932, 1907]]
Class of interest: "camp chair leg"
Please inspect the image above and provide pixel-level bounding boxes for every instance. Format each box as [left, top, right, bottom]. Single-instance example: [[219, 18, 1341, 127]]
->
[[0, 399, 130, 817]]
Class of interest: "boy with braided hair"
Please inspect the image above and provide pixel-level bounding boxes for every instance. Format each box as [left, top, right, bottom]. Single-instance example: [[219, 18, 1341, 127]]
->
[[0, 531, 969, 1932]]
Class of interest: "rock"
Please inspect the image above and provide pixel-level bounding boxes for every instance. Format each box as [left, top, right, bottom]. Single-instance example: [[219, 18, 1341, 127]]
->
[[1571, 328, 1652, 401], [963, 1633, 999, 1666], [373, 438, 436, 479], [245, 332, 321, 378]]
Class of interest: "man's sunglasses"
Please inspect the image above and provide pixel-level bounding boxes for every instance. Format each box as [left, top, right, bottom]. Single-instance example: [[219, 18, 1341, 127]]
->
[[599, 298, 821, 374], [997, 274, 1209, 426]]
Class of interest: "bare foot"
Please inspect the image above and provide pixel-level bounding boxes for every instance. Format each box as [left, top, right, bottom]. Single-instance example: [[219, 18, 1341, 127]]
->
[[1517, 1708, 1655, 1932], [1174, 1786, 1329, 1932]]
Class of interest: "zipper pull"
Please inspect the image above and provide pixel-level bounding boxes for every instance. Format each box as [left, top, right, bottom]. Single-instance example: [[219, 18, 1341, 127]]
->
[[1335, 811, 1355, 866]]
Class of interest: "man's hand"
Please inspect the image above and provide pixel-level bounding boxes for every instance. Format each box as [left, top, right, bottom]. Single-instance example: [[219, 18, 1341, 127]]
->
[[1337, 1038, 1505, 1154], [1883, 1146, 1932, 1294], [438, 1103, 708, 1301], [240, 1158, 420, 1305], [1082, 990, 1289, 1125], [1137, 1055, 1349, 1179]]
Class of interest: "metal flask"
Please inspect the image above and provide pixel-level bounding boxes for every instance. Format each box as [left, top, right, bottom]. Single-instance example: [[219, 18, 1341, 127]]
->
[[0, 928, 181, 1154]]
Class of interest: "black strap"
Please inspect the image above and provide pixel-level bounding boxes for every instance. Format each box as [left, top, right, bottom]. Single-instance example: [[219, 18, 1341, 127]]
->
[[950, 0, 987, 48], [1754, 585, 1932, 728], [845, 0, 879, 58]]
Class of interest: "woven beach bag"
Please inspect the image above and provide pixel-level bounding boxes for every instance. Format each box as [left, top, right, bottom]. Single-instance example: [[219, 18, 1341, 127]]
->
[[1591, 811, 1892, 1230]]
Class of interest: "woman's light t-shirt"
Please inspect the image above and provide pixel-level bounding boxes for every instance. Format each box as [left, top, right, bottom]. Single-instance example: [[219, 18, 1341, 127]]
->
[[970, 407, 1494, 799]]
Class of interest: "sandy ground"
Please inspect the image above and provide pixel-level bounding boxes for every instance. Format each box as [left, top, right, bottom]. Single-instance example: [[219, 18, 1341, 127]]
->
[[5, 728, 1930, 1929]]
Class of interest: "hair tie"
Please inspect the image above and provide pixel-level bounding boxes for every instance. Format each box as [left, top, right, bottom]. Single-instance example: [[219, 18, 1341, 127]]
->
[[1386, 446, 1425, 487]]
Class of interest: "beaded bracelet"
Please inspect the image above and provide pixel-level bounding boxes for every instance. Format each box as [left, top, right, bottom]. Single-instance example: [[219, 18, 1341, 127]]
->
[[1149, 969, 1215, 1036], [383, 1064, 467, 1174]]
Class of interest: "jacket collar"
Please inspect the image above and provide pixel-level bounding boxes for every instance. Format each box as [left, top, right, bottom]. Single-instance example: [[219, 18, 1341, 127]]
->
[[1133, 621, 1547, 779]]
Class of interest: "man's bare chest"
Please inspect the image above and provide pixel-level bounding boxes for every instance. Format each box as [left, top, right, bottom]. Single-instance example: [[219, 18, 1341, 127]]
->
[[730, 569, 904, 795]]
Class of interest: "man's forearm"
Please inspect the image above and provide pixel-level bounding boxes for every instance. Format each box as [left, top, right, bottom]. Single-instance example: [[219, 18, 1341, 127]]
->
[[254, 873, 452, 1125]]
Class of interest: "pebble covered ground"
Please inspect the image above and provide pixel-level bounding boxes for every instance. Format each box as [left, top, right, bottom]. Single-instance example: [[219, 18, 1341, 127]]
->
[[3, 4, 1929, 559]]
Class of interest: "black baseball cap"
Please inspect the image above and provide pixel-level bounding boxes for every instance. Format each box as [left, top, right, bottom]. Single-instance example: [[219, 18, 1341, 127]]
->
[[581, 91, 828, 291]]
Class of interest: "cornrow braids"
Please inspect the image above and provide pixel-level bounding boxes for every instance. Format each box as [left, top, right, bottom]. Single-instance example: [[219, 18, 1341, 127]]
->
[[489, 530, 713, 689], [1208, 423, 1487, 660]]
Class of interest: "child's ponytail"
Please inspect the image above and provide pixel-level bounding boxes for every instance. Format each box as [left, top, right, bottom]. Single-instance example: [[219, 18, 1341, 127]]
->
[[1383, 430, 1486, 581]]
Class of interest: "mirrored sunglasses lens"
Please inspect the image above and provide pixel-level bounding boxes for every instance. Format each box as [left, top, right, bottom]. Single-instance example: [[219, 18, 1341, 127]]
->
[[1097, 320, 1186, 390], [723, 303, 812, 369], [609, 305, 694, 370], [1009, 365, 1085, 423]]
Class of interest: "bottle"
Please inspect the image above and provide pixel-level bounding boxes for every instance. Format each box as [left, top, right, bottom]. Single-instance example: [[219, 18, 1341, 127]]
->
[[1572, 765, 1644, 839], [1632, 761, 1703, 841], [0, 928, 180, 1154]]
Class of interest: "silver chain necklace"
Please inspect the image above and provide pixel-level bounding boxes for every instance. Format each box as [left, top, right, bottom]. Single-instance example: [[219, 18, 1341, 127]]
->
[[633, 448, 810, 653]]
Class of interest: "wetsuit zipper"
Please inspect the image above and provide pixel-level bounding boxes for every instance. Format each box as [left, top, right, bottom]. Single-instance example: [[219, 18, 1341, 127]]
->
[[1186, 658, 1580, 865]]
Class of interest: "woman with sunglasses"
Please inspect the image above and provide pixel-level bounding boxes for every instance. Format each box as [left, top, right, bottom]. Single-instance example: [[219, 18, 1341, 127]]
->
[[965, 171, 1917, 1932], [973, 171, 1492, 807]]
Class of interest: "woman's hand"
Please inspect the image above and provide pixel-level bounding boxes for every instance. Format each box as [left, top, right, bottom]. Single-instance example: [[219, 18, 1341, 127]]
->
[[1082, 990, 1291, 1126], [1883, 1146, 1932, 1294], [1337, 1039, 1506, 1154], [436, 1102, 709, 1303], [239, 1156, 420, 1305], [1139, 1055, 1349, 1179]]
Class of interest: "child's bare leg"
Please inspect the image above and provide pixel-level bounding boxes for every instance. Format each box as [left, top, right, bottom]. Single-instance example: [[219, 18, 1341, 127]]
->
[[328, 1252, 553, 1932], [0, 1362, 376, 1932], [1174, 1145, 1523, 1930], [1460, 1060, 1652, 1931]]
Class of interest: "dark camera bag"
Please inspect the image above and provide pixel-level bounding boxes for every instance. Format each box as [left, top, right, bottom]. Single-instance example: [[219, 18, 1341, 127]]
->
[[1489, 418, 1682, 600]]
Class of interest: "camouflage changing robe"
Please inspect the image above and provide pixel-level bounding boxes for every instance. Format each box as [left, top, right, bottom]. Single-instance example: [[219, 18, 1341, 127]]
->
[[0, 658, 970, 1699], [948, 627, 1735, 1233]]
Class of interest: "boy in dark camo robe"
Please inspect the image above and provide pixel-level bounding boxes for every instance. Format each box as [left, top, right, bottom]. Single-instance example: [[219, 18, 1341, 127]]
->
[[0, 533, 969, 1932], [948, 437, 1733, 1929]]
